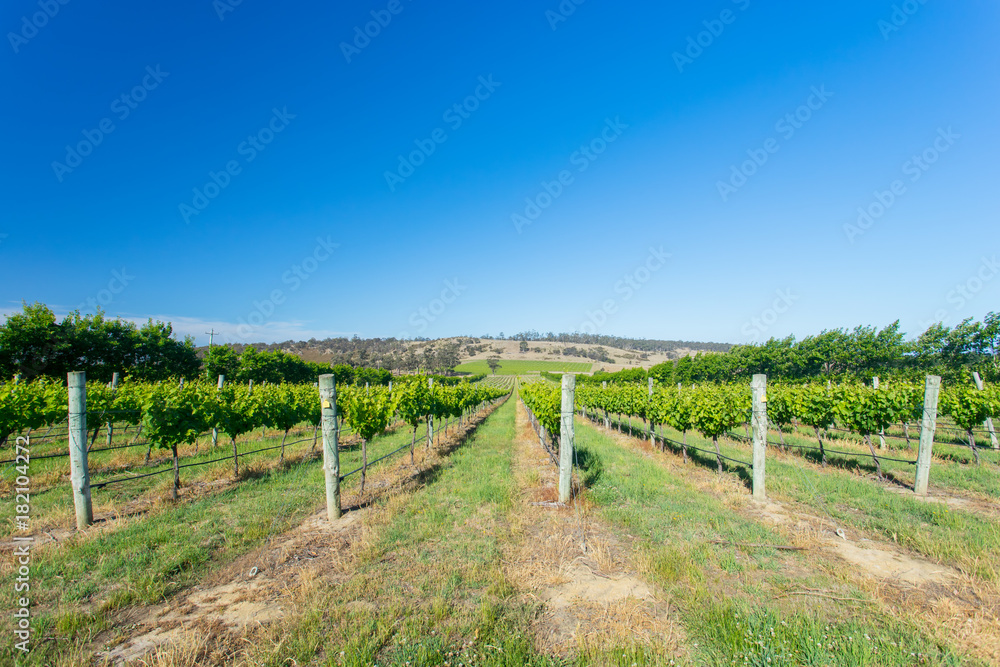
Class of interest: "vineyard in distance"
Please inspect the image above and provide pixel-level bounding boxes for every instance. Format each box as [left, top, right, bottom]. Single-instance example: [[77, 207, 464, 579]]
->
[[2, 316, 1000, 665]]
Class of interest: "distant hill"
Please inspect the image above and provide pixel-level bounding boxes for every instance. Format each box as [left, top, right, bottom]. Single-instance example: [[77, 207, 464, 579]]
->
[[485, 331, 731, 354], [196, 333, 730, 374]]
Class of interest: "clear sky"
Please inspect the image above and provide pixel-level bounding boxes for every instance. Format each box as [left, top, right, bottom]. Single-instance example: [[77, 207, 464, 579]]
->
[[2, 0, 998, 347]]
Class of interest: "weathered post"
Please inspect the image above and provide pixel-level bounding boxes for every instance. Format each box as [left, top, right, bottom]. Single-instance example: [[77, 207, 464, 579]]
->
[[973, 372, 998, 449], [106, 372, 119, 445], [874, 377, 886, 450], [602, 380, 609, 428], [426, 377, 434, 450], [647, 376, 655, 447], [559, 373, 576, 503], [68, 372, 93, 529], [319, 374, 341, 520], [751, 374, 767, 501], [211, 375, 224, 447], [914, 375, 941, 496]]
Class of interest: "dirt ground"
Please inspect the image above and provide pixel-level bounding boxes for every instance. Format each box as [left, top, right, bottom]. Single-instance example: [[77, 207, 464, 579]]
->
[[504, 400, 687, 658]]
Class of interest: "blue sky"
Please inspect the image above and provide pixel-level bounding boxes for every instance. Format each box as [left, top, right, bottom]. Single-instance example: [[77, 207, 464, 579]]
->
[[2, 0, 998, 347]]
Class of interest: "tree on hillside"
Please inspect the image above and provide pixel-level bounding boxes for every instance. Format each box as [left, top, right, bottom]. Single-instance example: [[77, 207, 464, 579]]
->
[[486, 356, 501, 374], [435, 342, 460, 373], [421, 346, 437, 372]]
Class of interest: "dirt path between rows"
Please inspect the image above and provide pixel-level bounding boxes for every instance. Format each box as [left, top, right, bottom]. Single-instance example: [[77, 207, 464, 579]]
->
[[90, 406, 503, 666], [581, 415, 1000, 664], [505, 401, 686, 659]]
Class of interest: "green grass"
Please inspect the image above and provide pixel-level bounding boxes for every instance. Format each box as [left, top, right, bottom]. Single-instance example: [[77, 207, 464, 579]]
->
[[0, 415, 469, 667], [595, 411, 1000, 583], [454, 359, 592, 375], [239, 396, 566, 666], [572, 416, 977, 666], [7, 396, 990, 665], [0, 419, 404, 541]]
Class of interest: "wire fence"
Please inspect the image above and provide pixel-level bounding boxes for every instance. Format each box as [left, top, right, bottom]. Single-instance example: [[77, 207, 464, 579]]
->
[[520, 400, 559, 467], [723, 428, 918, 466], [78, 396, 506, 496], [582, 409, 754, 471], [91, 437, 315, 489]]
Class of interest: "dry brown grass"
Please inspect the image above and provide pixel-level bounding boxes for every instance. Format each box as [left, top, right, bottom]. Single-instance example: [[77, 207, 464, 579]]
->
[[504, 400, 686, 658]]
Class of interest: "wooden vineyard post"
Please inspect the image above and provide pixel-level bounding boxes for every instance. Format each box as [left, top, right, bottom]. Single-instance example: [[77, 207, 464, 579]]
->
[[67, 371, 93, 529], [873, 377, 887, 450], [212, 374, 224, 447], [559, 373, 575, 504], [319, 374, 341, 520], [973, 372, 998, 449], [426, 377, 434, 450], [647, 376, 654, 447], [751, 374, 767, 501], [602, 380, 609, 428], [106, 372, 119, 446], [914, 375, 941, 496]]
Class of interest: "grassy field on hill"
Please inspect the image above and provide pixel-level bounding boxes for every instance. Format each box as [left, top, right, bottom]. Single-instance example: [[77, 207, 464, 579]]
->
[[454, 360, 592, 375]]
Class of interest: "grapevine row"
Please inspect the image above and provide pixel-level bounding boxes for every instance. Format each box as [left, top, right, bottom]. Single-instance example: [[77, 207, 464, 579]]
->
[[522, 378, 1000, 470], [2, 375, 510, 498]]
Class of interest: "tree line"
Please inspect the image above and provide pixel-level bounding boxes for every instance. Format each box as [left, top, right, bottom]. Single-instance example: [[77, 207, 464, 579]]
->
[[0, 303, 480, 385], [0, 303, 200, 383], [575, 317, 999, 386], [486, 330, 732, 354], [238, 336, 465, 373]]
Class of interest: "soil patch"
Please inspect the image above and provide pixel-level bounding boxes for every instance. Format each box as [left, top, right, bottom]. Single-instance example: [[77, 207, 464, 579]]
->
[[507, 400, 685, 658]]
